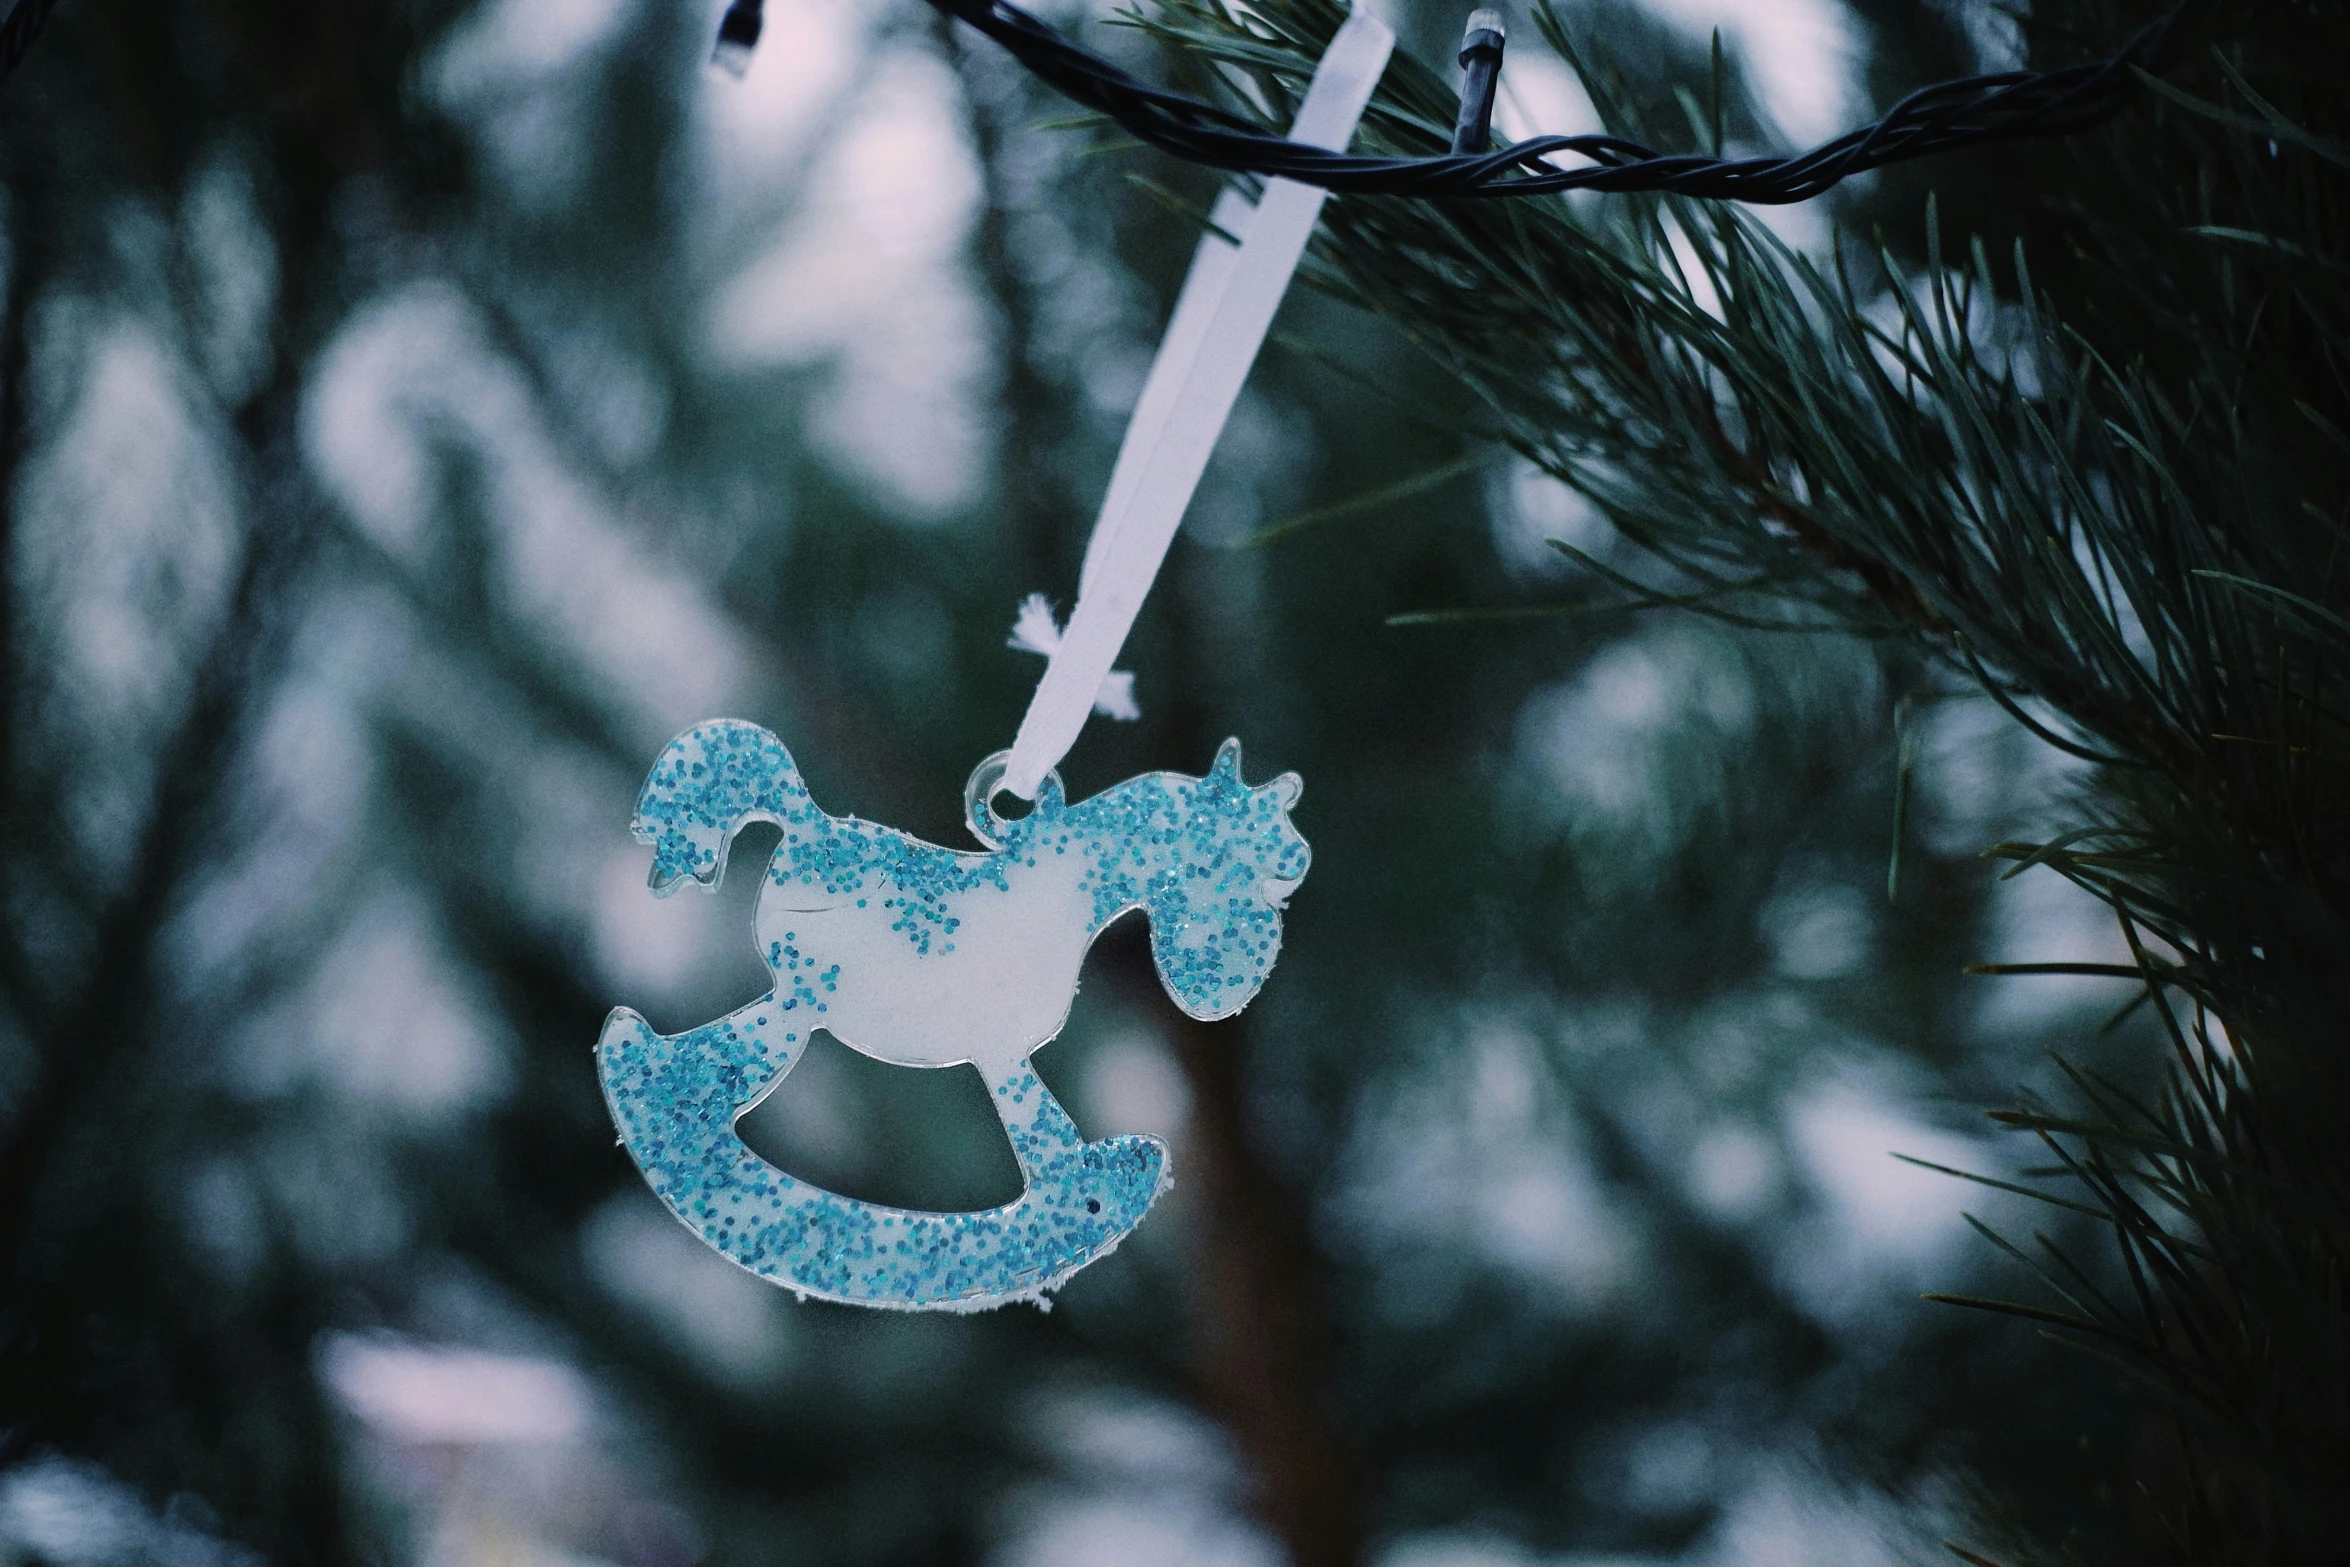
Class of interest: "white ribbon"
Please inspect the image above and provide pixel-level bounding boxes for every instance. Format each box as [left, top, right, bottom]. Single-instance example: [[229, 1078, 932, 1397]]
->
[[1000, 10, 1395, 800]]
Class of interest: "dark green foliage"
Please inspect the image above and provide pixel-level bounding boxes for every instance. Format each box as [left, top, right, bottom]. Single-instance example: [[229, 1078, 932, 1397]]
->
[[1134, 0, 2347, 1556]]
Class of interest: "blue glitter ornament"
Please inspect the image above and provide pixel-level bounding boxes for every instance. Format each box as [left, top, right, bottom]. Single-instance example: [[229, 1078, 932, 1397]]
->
[[597, 719, 1310, 1312]]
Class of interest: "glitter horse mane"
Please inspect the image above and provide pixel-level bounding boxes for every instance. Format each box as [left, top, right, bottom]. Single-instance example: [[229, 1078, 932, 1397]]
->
[[596, 719, 1309, 1311]]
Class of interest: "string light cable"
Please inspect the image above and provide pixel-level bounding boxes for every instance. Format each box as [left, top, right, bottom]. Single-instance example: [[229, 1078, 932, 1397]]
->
[[713, 0, 2193, 204]]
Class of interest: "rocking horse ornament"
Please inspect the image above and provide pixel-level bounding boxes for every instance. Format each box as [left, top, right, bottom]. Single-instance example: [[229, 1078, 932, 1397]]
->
[[597, 725, 1308, 1311], [597, 11, 1390, 1311]]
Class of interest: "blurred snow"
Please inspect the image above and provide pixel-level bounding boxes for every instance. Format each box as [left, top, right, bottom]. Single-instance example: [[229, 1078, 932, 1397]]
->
[[1381, 1447, 1950, 1565], [432, 0, 635, 91], [1183, 389, 1314, 548], [1336, 1016, 1632, 1311], [1747, 194, 1833, 260], [1640, 0, 1858, 148], [990, 1389, 1279, 1567], [18, 311, 238, 740], [429, 0, 640, 208], [1379, 1534, 1632, 1567], [322, 1334, 594, 1446], [996, 1496, 1280, 1567], [1493, 48, 1602, 147], [1928, 0, 2028, 71], [694, 0, 880, 197], [541, 327, 675, 471], [180, 156, 278, 402], [1685, 1119, 1783, 1220], [162, 595, 391, 995], [1902, 691, 2137, 1032], [1490, 459, 1607, 580], [239, 886, 513, 1118], [502, 736, 645, 931], [305, 284, 757, 740], [1973, 862, 2137, 1033], [582, 1192, 794, 1384], [1913, 693, 2091, 851], [1690, 1455, 1953, 1567], [1763, 883, 1871, 981], [590, 837, 751, 1004], [321, 1334, 699, 1567], [1613, 1418, 1716, 1516], [706, 46, 997, 519], [174, 1162, 267, 1299], [1777, 1076, 1998, 1323], [0, 1458, 259, 1567], [1516, 629, 1760, 858], [1080, 1027, 1192, 1141]]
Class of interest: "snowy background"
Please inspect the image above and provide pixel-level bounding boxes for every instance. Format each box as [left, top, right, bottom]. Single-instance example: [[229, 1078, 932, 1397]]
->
[[0, 0, 2153, 1562]]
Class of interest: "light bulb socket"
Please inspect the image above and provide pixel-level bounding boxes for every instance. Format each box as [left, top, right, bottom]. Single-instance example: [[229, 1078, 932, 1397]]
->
[[713, 0, 764, 76], [1458, 8, 1506, 64], [1452, 8, 1507, 155]]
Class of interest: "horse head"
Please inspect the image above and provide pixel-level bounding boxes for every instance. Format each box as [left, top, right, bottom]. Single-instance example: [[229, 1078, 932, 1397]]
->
[[631, 719, 823, 895], [1134, 739, 1310, 1022]]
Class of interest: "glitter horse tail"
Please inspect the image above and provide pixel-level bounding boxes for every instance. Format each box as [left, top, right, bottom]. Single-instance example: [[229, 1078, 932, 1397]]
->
[[595, 719, 1310, 1312]]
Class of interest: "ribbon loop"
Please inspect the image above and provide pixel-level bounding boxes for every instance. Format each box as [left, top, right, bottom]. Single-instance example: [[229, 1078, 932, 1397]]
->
[[1002, 10, 1394, 799]]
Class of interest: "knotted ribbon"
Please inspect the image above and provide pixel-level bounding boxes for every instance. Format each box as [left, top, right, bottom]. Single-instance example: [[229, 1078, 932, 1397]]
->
[[1000, 9, 1394, 800]]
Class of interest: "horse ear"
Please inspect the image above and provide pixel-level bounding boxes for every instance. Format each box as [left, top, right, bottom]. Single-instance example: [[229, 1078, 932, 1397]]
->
[[1267, 771, 1302, 810], [633, 717, 809, 895], [1210, 736, 1244, 783]]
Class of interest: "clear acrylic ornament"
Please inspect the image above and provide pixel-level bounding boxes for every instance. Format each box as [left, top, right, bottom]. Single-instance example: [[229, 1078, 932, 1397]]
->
[[597, 720, 1308, 1312]]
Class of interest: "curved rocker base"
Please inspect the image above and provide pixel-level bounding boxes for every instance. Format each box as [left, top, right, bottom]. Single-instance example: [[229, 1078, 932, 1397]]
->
[[597, 1003, 1168, 1313]]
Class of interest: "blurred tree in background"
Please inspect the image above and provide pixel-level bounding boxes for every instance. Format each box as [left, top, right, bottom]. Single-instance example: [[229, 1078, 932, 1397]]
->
[[0, 0, 2313, 1564]]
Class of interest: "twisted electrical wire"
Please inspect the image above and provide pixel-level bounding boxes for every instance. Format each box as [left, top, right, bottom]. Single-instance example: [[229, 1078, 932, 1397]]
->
[[724, 0, 2190, 204]]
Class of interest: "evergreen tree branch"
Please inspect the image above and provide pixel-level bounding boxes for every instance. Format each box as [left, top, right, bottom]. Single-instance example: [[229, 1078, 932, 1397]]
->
[[1149, 0, 2350, 1554]]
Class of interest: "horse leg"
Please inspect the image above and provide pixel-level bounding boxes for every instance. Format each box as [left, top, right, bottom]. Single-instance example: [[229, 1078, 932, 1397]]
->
[[977, 1058, 1083, 1181], [977, 1058, 1168, 1228], [597, 990, 809, 1156]]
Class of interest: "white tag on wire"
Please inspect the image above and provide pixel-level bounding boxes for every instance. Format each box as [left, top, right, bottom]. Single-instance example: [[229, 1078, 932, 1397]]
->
[[1000, 10, 1395, 800]]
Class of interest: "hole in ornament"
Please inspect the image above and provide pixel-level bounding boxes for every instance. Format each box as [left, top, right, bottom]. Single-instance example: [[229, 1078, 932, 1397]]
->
[[735, 1030, 1023, 1212], [990, 790, 1035, 822], [1085, 1199, 1101, 1214]]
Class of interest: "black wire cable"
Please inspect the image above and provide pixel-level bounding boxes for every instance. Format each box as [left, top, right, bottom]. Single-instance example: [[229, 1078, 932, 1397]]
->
[[1450, 8, 1505, 156], [717, 0, 2191, 204]]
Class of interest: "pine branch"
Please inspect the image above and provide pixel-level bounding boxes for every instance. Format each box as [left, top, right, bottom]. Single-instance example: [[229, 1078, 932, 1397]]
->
[[1148, 0, 2350, 1555]]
